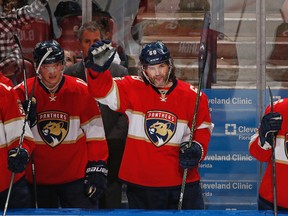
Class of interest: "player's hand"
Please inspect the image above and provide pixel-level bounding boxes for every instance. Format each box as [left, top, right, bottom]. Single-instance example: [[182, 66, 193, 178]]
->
[[22, 99, 37, 127], [84, 160, 108, 200], [259, 112, 282, 148], [84, 40, 116, 73], [179, 141, 203, 169], [8, 148, 30, 173]]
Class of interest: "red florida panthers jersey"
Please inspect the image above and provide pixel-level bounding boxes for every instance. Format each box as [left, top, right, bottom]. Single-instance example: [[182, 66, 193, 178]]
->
[[249, 98, 288, 209], [0, 83, 35, 192], [14, 75, 108, 185], [87, 69, 213, 188]]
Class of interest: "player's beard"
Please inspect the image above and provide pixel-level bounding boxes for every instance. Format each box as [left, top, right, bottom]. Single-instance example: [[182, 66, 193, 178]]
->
[[149, 67, 171, 88], [150, 73, 169, 88]]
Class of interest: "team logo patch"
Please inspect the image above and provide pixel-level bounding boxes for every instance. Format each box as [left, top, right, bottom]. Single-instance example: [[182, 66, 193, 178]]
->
[[145, 110, 177, 147], [37, 111, 69, 148]]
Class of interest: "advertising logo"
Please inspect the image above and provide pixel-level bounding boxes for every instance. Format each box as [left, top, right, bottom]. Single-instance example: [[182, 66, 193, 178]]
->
[[225, 124, 237, 135]]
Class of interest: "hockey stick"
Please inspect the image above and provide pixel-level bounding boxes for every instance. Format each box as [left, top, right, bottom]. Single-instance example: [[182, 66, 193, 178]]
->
[[178, 11, 210, 210], [13, 34, 38, 208], [2, 133, 26, 216], [30, 153, 38, 208], [13, 35, 28, 100], [268, 86, 278, 216], [3, 35, 31, 216], [2, 48, 52, 216], [234, 0, 247, 42], [45, 2, 56, 39]]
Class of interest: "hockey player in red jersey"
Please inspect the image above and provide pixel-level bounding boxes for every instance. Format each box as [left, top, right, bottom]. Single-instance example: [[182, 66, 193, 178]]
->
[[14, 40, 108, 208], [249, 99, 288, 210], [0, 82, 35, 208], [85, 40, 213, 209]]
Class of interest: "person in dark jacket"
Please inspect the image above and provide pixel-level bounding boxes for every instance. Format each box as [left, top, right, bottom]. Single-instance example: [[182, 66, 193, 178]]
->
[[64, 21, 128, 209]]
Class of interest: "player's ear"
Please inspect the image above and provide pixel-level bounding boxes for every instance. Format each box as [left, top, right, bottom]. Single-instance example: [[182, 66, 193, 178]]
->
[[105, 32, 111, 40]]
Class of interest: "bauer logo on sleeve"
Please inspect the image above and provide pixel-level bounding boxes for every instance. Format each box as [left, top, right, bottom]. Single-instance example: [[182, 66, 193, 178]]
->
[[145, 110, 177, 147]]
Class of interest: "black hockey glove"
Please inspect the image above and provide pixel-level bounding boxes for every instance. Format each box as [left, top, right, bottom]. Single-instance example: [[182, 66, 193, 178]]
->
[[8, 148, 30, 173], [179, 141, 203, 169], [84, 160, 108, 200], [84, 40, 116, 73], [259, 112, 282, 148], [22, 99, 37, 127]]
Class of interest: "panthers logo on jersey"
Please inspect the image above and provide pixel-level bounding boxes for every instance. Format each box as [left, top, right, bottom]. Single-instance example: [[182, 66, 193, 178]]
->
[[37, 111, 69, 148], [145, 110, 177, 147]]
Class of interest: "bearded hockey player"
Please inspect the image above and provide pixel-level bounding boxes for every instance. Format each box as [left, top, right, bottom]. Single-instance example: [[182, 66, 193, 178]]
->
[[14, 40, 108, 208], [85, 40, 213, 209]]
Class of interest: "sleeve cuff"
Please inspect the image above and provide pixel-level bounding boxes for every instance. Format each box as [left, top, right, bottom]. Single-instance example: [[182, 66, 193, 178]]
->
[[258, 139, 272, 150]]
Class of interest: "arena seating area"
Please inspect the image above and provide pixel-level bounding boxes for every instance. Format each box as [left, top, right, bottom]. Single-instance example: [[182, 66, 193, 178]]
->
[[130, 0, 288, 89]]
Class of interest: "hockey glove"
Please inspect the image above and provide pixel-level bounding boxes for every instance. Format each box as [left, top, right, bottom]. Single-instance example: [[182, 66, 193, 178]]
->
[[84, 160, 108, 200], [8, 148, 30, 173], [22, 99, 37, 127], [259, 112, 282, 149], [179, 141, 203, 169], [84, 40, 116, 73]]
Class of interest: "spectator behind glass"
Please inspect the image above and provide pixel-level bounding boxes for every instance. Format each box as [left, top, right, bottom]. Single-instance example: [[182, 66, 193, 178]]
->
[[53, 0, 82, 30], [0, 0, 47, 77], [64, 21, 129, 209], [64, 50, 76, 68]]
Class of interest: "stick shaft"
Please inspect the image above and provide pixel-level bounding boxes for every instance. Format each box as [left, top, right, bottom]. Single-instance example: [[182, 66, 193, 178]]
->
[[13, 34, 28, 100], [31, 154, 38, 208], [178, 11, 210, 210], [178, 73, 204, 210], [2, 173, 15, 216], [268, 86, 278, 216]]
